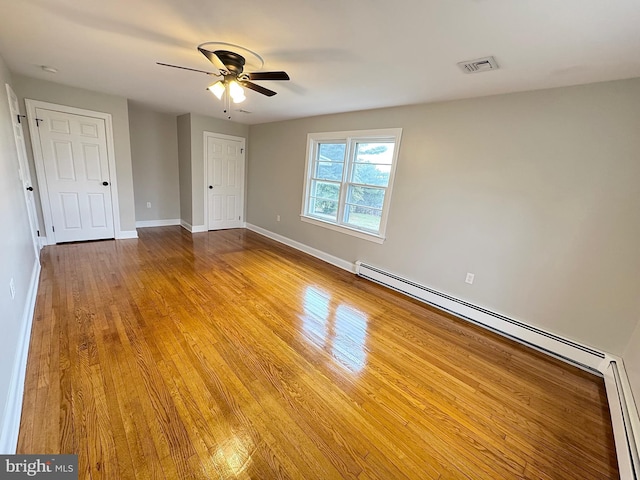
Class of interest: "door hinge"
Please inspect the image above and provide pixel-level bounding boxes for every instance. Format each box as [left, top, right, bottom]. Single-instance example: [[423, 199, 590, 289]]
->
[[52, 226, 55, 232], [241, 148, 244, 154], [239, 216, 241, 220], [35, 118, 44, 127], [17, 114, 26, 124], [37, 230, 40, 236]]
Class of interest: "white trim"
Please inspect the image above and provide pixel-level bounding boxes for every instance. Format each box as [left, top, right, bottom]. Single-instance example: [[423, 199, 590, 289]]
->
[[25, 99, 121, 244], [245, 223, 356, 273], [0, 258, 41, 454], [116, 230, 138, 240], [180, 220, 206, 233], [203, 131, 246, 231], [135, 219, 180, 228]]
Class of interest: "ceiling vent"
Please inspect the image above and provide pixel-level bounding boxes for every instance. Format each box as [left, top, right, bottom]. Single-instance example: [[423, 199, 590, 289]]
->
[[457, 56, 499, 74]]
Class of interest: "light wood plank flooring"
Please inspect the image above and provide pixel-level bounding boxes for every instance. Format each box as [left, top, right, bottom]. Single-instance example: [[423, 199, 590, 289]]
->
[[18, 226, 618, 479]]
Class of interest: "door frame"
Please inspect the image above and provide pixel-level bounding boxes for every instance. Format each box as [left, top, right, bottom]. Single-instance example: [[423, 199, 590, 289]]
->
[[25, 99, 121, 244], [203, 131, 246, 231]]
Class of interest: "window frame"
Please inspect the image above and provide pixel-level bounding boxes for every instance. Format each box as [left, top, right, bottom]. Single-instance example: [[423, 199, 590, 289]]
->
[[300, 128, 402, 244]]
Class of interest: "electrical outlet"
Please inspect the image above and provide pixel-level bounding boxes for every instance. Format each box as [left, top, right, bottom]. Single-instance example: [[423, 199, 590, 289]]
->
[[9, 278, 15, 299], [276, 215, 281, 222], [465, 273, 475, 285], [146, 202, 151, 209]]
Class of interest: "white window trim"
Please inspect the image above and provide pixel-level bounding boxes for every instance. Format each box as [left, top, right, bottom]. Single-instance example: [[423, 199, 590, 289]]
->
[[300, 128, 402, 243]]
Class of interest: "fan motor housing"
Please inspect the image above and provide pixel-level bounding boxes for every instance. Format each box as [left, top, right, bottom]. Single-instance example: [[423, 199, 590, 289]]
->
[[215, 50, 246, 75]]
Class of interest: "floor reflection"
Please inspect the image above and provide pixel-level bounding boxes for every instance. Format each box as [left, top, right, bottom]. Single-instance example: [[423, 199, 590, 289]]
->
[[212, 433, 253, 476], [301, 286, 368, 372]]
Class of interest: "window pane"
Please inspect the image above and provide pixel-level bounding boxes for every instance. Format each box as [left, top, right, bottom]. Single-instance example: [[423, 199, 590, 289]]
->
[[354, 142, 394, 165], [347, 185, 385, 209], [351, 163, 391, 187], [310, 198, 338, 221], [311, 180, 340, 201], [318, 143, 346, 162], [315, 161, 343, 181], [344, 204, 382, 231]]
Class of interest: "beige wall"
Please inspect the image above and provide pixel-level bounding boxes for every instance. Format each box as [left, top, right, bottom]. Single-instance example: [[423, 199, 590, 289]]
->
[[0, 56, 39, 449], [185, 113, 249, 228], [13, 75, 137, 232], [177, 114, 192, 225], [624, 320, 640, 417], [247, 78, 640, 355], [128, 101, 179, 223]]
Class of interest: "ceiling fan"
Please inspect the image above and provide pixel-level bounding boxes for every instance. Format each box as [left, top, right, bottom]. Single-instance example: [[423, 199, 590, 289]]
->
[[157, 46, 290, 105]]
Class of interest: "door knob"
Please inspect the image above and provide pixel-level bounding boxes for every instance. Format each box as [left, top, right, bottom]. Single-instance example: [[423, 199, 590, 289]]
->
[[26, 186, 33, 191], [102, 181, 109, 186], [209, 185, 213, 189]]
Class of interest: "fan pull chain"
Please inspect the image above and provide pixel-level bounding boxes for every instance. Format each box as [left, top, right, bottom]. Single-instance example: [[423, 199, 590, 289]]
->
[[223, 87, 232, 120]]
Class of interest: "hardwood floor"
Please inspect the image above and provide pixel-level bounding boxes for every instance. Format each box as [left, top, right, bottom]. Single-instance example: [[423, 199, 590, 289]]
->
[[18, 226, 618, 479]]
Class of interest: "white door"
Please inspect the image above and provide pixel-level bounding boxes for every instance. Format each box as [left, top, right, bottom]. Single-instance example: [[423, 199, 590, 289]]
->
[[35, 108, 115, 243], [205, 133, 245, 230], [5, 84, 40, 256]]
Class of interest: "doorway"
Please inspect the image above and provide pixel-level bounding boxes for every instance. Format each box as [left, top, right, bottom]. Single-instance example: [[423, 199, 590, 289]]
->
[[26, 100, 121, 244], [204, 132, 246, 231]]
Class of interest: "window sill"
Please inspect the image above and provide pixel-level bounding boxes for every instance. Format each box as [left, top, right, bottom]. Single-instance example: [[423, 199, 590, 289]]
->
[[300, 215, 385, 244]]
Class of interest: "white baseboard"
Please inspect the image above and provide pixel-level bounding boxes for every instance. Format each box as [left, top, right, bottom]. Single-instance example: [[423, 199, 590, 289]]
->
[[245, 223, 356, 273], [180, 221, 207, 233], [135, 219, 180, 228], [0, 258, 41, 454], [116, 230, 138, 240]]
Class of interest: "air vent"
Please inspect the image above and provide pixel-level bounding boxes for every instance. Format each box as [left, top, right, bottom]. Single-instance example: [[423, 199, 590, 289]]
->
[[457, 56, 499, 74]]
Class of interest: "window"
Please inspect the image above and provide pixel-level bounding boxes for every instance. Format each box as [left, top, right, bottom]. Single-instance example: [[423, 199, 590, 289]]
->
[[301, 128, 402, 243]]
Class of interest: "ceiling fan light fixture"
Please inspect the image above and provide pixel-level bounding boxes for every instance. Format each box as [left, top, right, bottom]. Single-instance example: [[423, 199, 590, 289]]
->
[[232, 92, 246, 104], [228, 80, 246, 103], [208, 81, 225, 99]]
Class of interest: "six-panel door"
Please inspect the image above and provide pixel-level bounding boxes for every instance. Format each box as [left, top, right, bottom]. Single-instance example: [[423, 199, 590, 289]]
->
[[206, 134, 245, 231], [36, 108, 115, 243]]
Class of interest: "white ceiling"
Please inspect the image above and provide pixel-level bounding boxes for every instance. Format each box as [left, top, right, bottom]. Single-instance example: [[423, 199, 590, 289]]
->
[[1, 0, 639, 125]]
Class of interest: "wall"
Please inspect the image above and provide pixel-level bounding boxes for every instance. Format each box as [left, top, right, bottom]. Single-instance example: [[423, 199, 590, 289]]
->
[[0, 56, 39, 451], [177, 114, 192, 226], [247, 78, 640, 356], [128, 101, 179, 223], [184, 113, 249, 229], [624, 320, 640, 418], [13, 75, 137, 233]]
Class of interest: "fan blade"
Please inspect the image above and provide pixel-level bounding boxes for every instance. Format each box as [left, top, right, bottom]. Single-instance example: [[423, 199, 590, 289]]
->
[[198, 47, 228, 73], [247, 71, 290, 81], [241, 81, 277, 97], [156, 62, 216, 75]]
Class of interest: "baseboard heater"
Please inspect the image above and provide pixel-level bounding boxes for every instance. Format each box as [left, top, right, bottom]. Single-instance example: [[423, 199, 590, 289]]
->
[[355, 261, 606, 373], [355, 261, 640, 478], [604, 360, 640, 479]]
